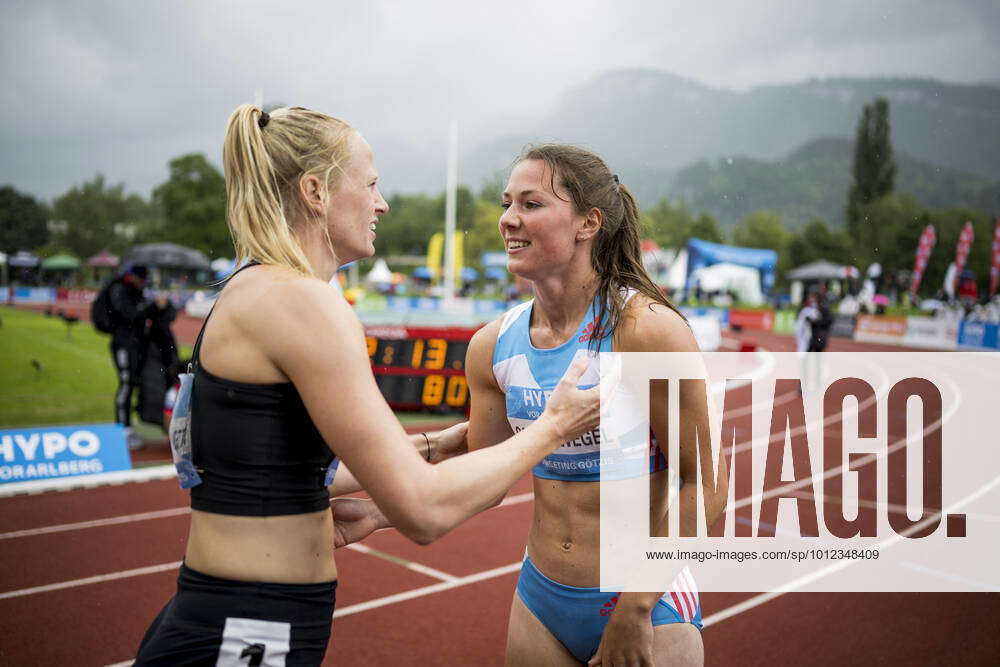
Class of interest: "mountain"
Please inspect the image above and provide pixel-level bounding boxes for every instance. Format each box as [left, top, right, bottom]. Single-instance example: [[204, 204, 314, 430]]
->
[[454, 69, 1000, 211], [669, 137, 1000, 230]]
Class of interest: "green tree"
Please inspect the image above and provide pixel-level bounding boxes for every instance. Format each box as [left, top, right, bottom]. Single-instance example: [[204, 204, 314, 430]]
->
[[732, 211, 793, 279], [50, 175, 149, 257], [787, 219, 854, 268], [151, 154, 229, 258], [0, 185, 50, 253], [641, 199, 694, 248], [463, 198, 505, 271], [375, 187, 476, 258], [688, 214, 724, 245], [847, 98, 896, 239]]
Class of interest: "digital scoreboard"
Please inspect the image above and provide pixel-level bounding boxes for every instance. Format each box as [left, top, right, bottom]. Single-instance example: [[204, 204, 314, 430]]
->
[[364, 324, 481, 413]]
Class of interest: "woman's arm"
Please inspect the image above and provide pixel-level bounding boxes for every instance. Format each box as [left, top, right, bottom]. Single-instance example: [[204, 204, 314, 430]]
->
[[617, 297, 728, 535], [257, 279, 597, 545], [466, 319, 515, 452], [327, 423, 469, 497]]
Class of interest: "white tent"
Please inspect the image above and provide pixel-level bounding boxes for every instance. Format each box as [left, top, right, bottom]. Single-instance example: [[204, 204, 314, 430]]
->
[[688, 262, 764, 305], [364, 258, 393, 286], [662, 249, 688, 291]]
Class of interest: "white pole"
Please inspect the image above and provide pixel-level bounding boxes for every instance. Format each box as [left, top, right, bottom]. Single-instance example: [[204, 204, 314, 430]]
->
[[442, 120, 458, 301]]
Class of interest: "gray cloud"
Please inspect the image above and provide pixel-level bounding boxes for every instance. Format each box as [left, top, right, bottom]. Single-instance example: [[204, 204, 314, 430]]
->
[[2, 0, 998, 200]]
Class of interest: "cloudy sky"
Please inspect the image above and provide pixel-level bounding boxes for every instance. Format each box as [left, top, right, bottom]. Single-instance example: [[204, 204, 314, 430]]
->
[[2, 0, 998, 201]]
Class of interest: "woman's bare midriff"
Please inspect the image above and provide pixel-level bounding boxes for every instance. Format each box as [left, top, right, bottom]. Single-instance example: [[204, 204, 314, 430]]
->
[[527, 469, 672, 588], [185, 508, 338, 584]]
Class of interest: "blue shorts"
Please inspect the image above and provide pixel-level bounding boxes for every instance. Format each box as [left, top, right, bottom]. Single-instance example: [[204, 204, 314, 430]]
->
[[516, 555, 702, 663]]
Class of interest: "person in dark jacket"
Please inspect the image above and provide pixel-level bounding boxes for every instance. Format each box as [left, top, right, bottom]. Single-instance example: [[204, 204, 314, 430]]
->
[[108, 264, 167, 448], [808, 291, 834, 352]]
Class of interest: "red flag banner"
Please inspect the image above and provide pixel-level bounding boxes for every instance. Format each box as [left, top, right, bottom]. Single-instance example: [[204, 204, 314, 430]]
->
[[953, 221, 975, 291], [910, 224, 937, 296], [990, 218, 1000, 298]]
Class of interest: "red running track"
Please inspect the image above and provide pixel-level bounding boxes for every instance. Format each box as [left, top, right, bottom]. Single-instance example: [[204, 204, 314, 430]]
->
[[2, 467, 997, 666], [3, 309, 997, 664]]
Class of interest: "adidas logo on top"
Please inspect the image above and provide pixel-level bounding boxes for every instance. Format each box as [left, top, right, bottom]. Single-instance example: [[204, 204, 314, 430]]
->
[[578, 320, 598, 343]]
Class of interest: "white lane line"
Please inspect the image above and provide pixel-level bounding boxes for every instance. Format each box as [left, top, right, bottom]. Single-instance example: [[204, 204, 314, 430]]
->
[[332, 562, 522, 618], [704, 460, 1000, 629], [499, 491, 533, 507], [0, 561, 181, 601], [344, 543, 458, 583], [0, 507, 191, 540], [0, 464, 177, 498], [899, 562, 1000, 592], [405, 562, 460, 583], [4, 492, 534, 541]]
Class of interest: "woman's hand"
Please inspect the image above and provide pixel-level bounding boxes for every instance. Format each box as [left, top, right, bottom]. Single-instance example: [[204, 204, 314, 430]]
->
[[428, 421, 469, 463], [332, 498, 387, 548], [539, 358, 601, 444], [588, 602, 655, 666]]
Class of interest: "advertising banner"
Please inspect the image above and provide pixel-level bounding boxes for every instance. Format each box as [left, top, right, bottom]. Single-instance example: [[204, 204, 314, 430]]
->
[[0, 423, 131, 484], [956, 321, 1000, 350], [854, 315, 907, 344], [952, 221, 974, 291], [990, 218, 1000, 298], [728, 309, 775, 332], [910, 224, 936, 296], [903, 317, 959, 349]]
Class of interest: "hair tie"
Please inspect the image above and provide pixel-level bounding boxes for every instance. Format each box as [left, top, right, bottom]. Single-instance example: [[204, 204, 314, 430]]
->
[[258, 110, 270, 129], [612, 174, 620, 185]]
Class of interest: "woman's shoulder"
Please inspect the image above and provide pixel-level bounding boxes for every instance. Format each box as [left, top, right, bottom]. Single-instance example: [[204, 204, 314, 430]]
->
[[227, 266, 355, 338], [617, 292, 697, 353]]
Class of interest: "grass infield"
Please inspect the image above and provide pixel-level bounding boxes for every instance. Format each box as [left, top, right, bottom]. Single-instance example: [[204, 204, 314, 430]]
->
[[0, 306, 457, 430]]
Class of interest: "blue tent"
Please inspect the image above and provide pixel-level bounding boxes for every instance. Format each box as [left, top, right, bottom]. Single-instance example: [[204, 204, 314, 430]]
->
[[484, 267, 507, 280], [685, 238, 777, 293]]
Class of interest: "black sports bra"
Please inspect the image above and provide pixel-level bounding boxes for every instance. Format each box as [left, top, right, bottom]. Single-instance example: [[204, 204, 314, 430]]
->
[[188, 262, 336, 517]]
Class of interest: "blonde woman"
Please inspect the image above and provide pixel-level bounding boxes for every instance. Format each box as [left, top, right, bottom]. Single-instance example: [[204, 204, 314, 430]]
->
[[133, 107, 599, 666]]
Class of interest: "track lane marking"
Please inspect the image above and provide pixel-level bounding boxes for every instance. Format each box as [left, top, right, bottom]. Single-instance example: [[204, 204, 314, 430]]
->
[[0, 561, 182, 601], [345, 543, 458, 582], [332, 562, 522, 618], [2, 492, 535, 540], [0, 506, 191, 540]]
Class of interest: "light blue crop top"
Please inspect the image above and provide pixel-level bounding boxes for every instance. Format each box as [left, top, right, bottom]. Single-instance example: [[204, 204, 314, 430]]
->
[[491, 294, 666, 481]]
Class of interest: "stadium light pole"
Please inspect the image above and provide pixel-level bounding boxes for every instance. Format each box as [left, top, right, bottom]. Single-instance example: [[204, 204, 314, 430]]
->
[[442, 120, 458, 302]]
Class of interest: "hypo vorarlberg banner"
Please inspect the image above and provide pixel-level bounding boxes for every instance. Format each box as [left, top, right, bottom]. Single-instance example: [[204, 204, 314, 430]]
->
[[0, 423, 131, 484]]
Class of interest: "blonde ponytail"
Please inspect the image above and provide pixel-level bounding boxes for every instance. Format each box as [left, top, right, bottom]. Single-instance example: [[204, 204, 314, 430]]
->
[[222, 104, 355, 278]]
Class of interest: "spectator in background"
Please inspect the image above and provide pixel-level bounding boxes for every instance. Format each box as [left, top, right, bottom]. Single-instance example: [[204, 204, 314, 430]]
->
[[809, 291, 833, 353], [794, 292, 819, 354], [107, 265, 168, 449]]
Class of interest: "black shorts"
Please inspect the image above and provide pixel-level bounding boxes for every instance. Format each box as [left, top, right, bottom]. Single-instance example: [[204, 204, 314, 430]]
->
[[134, 564, 337, 666]]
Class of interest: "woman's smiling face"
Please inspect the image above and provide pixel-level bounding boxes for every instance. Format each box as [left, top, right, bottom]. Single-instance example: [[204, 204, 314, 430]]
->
[[499, 159, 590, 280]]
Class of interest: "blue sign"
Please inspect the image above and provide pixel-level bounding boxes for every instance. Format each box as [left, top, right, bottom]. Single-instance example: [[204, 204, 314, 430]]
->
[[0, 423, 131, 484], [956, 321, 1000, 350], [12, 287, 56, 304]]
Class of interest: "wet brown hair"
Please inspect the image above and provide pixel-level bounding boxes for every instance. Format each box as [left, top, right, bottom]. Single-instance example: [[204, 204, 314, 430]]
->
[[519, 144, 683, 348]]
